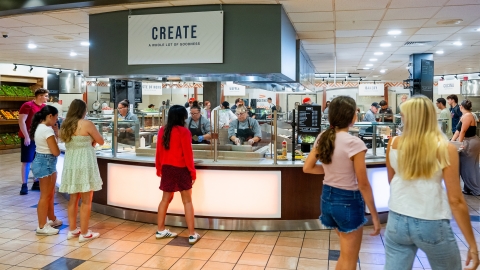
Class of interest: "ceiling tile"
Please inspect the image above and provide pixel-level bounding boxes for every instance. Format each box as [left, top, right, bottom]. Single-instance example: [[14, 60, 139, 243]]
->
[[384, 7, 441, 20], [297, 31, 334, 39], [446, 0, 480, 5], [336, 10, 385, 21], [287, 12, 334, 23], [13, 14, 72, 26], [378, 19, 428, 29], [336, 30, 375, 37], [336, 37, 372, 43], [83, 5, 127, 14], [16, 26, 63, 35], [389, 0, 449, 8], [337, 43, 369, 49], [123, 2, 173, 8], [374, 28, 419, 36], [303, 44, 335, 50], [0, 27, 30, 37], [280, 0, 333, 12], [408, 34, 452, 41], [371, 36, 411, 43], [335, 0, 390, 10], [7, 36, 57, 43], [44, 25, 89, 34], [301, 39, 335, 45], [435, 5, 480, 20], [293, 22, 334, 32], [0, 18, 35, 27], [335, 21, 380, 30], [47, 11, 89, 24]]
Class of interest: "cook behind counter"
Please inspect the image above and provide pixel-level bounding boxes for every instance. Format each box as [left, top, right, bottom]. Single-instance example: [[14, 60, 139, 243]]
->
[[227, 118, 262, 141]]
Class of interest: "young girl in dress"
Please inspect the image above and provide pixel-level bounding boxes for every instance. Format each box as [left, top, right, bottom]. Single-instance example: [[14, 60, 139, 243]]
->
[[30, 105, 62, 236], [303, 96, 380, 270], [155, 105, 200, 244], [59, 99, 104, 243]]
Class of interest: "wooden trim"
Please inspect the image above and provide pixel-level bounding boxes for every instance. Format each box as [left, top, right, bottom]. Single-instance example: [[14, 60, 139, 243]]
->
[[384, 84, 389, 104], [0, 75, 41, 84]]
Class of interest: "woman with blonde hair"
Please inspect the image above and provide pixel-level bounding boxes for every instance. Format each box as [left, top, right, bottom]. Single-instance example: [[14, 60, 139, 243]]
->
[[59, 99, 105, 243], [385, 95, 478, 270]]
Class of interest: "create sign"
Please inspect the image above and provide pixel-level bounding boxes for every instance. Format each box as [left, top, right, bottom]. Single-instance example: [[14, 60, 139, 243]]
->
[[358, 83, 385, 96], [128, 11, 224, 65], [142, 82, 162, 95], [437, 80, 460, 95]]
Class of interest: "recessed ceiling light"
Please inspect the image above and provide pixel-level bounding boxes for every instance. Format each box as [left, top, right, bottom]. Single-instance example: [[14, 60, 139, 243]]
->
[[374, 52, 384, 56], [476, 28, 480, 32], [380, 69, 386, 73], [27, 44, 37, 49], [380, 43, 391, 47], [453, 41, 462, 46], [436, 50, 444, 54], [369, 58, 377, 62], [363, 67, 370, 70], [366, 64, 373, 67], [466, 67, 473, 69], [388, 30, 401, 35], [80, 41, 90, 46], [70, 52, 77, 56]]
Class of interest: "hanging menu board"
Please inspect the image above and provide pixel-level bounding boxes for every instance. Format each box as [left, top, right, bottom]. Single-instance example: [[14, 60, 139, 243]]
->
[[297, 105, 322, 144]]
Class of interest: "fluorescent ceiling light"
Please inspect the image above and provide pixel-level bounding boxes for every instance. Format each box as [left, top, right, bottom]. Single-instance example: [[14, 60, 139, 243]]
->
[[27, 44, 37, 49], [476, 28, 480, 32], [366, 64, 373, 67], [369, 58, 378, 62], [435, 50, 444, 54], [388, 30, 401, 35], [380, 43, 391, 47], [70, 52, 77, 56], [453, 41, 462, 46], [380, 69, 386, 73], [80, 41, 90, 46], [374, 52, 384, 56]]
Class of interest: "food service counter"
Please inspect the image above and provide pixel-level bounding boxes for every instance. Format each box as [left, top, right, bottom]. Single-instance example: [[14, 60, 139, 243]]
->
[[55, 150, 388, 231]]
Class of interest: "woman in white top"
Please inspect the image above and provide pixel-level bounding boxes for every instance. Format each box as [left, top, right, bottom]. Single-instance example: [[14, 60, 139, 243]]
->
[[385, 95, 479, 270], [212, 101, 237, 129], [30, 105, 62, 236]]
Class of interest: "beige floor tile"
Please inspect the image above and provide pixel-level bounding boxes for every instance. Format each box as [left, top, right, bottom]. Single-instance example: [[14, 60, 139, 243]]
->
[[359, 243, 386, 254], [99, 230, 132, 240], [40, 244, 78, 257], [64, 247, 102, 260], [0, 251, 35, 265], [121, 232, 152, 242], [255, 231, 280, 236], [90, 250, 126, 264], [202, 261, 235, 270], [141, 255, 178, 269], [218, 241, 248, 252], [266, 255, 299, 269], [237, 252, 270, 267], [329, 261, 361, 270], [4, 266, 38, 270], [202, 231, 231, 241], [225, 232, 254, 242], [0, 264, 11, 270], [17, 242, 55, 254], [130, 242, 164, 255], [191, 238, 223, 250], [359, 252, 386, 265], [302, 238, 329, 249], [275, 237, 303, 248], [37, 234, 68, 245], [182, 247, 215, 260], [250, 235, 278, 245], [209, 250, 242, 264], [304, 231, 330, 240], [0, 250, 11, 258], [178, 229, 208, 238], [105, 240, 139, 252], [296, 258, 329, 270], [115, 252, 152, 267], [299, 247, 329, 260], [280, 231, 305, 238], [359, 263, 384, 270], [83, 238, 117, 250], [57, 239, 86, 248], [233, 264, 265, 270], [272, 245, 301, 257], [155, 245, 189, 258], [17, 254, 60, 268], [73, 261, 111, 270], [15, 232, 46, 242], [114, 223, 143, 232], [0, 230, 31, 240], [0, 240, 32, 251], [143, 235, 173, 244], [0, 238, 10, 245], [106, 264, 139, 270], [329, 240, 341, 250], [134, 224, 158, 234], [244, 243, 274, 255], [169, 258, 206, 270], [91, 222, 121, 230]]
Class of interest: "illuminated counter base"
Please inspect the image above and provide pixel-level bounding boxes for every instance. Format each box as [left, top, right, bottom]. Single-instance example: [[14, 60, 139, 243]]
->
[[91, 157, 388, 231]]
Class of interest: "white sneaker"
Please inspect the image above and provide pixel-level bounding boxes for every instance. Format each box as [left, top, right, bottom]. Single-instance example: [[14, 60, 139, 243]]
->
[[155, 229, 177, 239], [79, 230, 100, 243], [48, 219, 63, 228], [67, 228, 81, 240], [36, 224, 59, 236], [189, 233, 201, 245]]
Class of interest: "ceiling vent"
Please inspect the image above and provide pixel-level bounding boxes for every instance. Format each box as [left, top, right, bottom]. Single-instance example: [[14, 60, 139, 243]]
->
[[403, 41, 435, 46]]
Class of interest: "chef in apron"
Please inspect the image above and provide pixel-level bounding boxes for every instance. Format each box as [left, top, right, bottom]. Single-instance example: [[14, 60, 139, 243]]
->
[[186, 101, 211, 144], [108, 99, 138, 146], [228, 105, 262, 145]]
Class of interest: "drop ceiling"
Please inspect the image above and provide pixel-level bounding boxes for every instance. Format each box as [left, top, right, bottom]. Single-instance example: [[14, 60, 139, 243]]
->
[[0, 0, 479, 82]]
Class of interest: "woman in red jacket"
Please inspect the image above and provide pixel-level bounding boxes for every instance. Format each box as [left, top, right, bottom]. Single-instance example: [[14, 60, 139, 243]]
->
[[155, 105, 200, 244]]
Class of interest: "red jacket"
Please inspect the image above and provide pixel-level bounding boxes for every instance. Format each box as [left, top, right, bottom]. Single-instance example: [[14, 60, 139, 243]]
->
[[155, 126, 196, 180]]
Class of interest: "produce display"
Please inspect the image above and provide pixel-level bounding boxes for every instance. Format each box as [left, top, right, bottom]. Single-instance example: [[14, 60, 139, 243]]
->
[[10, 133, 21, 144], [0, 133, 15, 145], [0, 109, 17, 120], [0, 85, 34, 97]]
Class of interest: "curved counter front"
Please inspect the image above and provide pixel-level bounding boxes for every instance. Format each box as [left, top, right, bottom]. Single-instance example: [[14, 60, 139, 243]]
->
[[60, 150, 389, 231]]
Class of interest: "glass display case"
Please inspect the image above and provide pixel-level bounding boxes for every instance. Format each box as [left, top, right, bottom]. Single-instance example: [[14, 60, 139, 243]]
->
[[90, 116, 139, 157]]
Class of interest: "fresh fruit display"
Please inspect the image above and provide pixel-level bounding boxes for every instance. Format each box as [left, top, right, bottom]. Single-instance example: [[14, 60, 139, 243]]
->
[[0, 85, 34, 97], [9, 133, 21, 144], [0, 114, 4, 120], [0, 133, 15, 145], [0, 137, 4, 145], [0, 109, 15, 120], [11, 110, 19, 118]]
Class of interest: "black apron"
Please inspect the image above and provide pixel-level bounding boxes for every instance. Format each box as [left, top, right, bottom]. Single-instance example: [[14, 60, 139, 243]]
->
[[235, 119, 257, 145], [118, 114, 136, 146], [188, 118, 207, 144]]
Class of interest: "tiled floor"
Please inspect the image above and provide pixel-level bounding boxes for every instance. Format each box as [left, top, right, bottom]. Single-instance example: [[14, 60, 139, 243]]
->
[[1, 153, 479, 270]]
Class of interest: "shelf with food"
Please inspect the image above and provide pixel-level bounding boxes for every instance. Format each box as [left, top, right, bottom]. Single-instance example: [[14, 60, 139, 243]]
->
[[0, 120, 18, 125], [0, 109, 19, 120], [0, 133, 21, 149]]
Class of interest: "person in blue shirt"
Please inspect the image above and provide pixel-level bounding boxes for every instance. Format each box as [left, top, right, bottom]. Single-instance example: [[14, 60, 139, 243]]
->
[[447, 94, 462, 136], [360, 102, 380, 135]]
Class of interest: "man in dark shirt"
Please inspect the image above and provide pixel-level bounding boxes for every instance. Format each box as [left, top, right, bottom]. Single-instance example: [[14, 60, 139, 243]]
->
[[378, 100, 393, 122], [447, 94, 462, 135]]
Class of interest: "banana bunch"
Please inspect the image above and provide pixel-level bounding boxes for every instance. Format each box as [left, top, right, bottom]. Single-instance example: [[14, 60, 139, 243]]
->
[[0, 109, 14, 120]]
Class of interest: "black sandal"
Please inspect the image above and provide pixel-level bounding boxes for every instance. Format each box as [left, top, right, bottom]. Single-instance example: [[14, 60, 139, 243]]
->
[[462, 190, 473, 195]]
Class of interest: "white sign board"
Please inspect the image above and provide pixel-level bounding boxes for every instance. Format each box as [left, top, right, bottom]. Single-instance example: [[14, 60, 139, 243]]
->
[[142, 82, 163, 95], [224, 84, 245, 96], [326, 88, 357, 102], [128, 11, 224, 65], [358, 84, 385, 96], [438, 80, 461, 95], [249, 89, 276, 109]]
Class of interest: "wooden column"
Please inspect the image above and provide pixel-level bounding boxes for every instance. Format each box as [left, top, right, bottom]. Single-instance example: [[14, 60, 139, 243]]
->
[[322, 87, 327, 109], [384, 84, 388, 104], [194, 86, 198, 100]]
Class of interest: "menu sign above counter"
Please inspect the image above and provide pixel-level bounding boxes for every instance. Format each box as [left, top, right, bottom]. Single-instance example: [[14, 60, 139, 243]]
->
[[297, 105, 321, 134], [142, 82, 163, 95], [358, 83, 385, 96], [438, 80, 460, 95], [128, 11, 224, 65]]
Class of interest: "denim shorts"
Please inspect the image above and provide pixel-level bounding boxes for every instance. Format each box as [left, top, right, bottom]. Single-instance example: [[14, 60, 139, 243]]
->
[[32, 153, 57, 179], [320, 185, 367, 233]]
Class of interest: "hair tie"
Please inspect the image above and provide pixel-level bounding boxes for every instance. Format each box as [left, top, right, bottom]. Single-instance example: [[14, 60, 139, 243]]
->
[[330, 125, 335, 129]]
